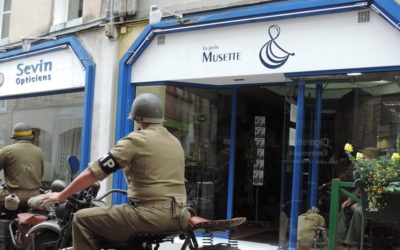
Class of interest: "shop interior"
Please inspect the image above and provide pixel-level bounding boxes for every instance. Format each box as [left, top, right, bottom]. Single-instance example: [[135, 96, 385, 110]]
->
[[225, 71, 400, 248], [139, 70, 400, 248]]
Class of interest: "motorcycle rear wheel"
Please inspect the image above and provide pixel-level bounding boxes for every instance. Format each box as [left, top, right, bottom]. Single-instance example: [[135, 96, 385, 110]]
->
[[27, 231, 59, 250]]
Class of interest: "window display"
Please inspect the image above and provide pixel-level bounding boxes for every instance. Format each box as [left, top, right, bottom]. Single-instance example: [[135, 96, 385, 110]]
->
[[0, 92, 84, 185]]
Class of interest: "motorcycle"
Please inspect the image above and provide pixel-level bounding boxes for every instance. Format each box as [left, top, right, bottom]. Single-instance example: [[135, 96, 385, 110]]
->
[[0, 155, 80, 250], [26, 160, 247, 249], [28, 186, 246, 250], [0, 179, 67, 250], [26, 181, 104, 250]]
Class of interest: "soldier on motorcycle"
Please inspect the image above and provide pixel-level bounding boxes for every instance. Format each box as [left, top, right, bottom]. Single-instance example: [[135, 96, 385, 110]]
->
[[0, 122, 44, 214], [41, 93, 188, 250]]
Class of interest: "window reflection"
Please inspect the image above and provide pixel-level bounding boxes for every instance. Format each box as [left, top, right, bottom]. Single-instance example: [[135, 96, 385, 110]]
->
[[284, 71, 400, 249], [137, 86, 231, 219], [0, 92, 84, 185]]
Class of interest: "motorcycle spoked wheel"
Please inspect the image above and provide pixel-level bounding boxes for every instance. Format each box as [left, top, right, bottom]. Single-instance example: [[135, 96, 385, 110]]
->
[[195, 245, 242, 250], [27, 231, 60, 250]]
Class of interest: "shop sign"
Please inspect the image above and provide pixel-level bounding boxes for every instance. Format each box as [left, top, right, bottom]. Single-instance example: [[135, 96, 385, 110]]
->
[[132, 11, 400, 84], [0, 48, 85, 98]]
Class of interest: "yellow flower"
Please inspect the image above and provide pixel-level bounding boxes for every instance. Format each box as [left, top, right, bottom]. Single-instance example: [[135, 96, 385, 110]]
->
[[391, 153, 400, 162], [344, 143, 353, 153], [356, 152, 364, 160]]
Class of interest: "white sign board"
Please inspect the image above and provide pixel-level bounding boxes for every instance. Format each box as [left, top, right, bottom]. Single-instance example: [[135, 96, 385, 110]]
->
[[132, 11, 400, 84], [0, 47, 85, 98]]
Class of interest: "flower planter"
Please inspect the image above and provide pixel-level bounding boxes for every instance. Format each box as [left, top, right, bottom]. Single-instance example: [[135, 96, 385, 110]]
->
[[356, 180, 400, 223]]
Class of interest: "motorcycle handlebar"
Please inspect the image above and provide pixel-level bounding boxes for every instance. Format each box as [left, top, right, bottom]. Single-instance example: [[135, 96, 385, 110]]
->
[[67, 195, 91, 207], [93, 189, 127, 201], [66, 189, 127, 207], [68, 189, 127, 206]]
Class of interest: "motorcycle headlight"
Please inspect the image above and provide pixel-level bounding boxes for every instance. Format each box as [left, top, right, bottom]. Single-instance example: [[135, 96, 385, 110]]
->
[[51, 180, 67, 192], [90, 182, 101, 197], [55, 203, 66, 219]]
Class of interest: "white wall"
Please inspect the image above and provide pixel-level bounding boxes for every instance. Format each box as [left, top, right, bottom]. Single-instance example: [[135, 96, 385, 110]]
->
[[9, 0, 53, 42], [78, 30, 119, 194]]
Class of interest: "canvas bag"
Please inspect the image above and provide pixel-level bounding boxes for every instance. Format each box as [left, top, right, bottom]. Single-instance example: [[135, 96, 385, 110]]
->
[[15, 213, 48, 248], [297, 207, 326, 250]]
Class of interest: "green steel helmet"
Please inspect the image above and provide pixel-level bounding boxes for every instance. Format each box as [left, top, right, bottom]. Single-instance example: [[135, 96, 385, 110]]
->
[[128, 93, 164, 123], [11, 122, 34, 140]]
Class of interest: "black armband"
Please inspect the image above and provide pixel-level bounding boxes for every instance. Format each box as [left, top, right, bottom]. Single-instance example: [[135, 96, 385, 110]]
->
[[98, 153, 121, 175]]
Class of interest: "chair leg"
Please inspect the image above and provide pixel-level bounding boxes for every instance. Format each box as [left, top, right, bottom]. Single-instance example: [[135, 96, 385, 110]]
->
[[360, 215, 365, 250]]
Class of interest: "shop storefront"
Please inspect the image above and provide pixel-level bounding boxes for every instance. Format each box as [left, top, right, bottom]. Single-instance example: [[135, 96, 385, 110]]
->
[[115, 0, 400, 248], [0, 36, 95, 185]]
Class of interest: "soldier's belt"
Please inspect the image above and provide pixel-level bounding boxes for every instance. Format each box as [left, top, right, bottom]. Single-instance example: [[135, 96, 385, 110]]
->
[[6, 189, 40, 195], [130, 199, 173, 209]]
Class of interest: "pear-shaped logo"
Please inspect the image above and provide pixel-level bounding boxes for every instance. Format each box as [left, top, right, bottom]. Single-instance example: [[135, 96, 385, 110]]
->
[[259, 25, 294, 69]]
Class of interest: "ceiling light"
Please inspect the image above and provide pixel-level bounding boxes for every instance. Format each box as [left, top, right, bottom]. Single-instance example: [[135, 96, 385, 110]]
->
[[346, 72, 362, 76]]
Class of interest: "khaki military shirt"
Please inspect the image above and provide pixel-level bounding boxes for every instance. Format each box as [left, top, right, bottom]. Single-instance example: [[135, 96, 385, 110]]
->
[[0, 140, 44, 190], [89, 124, 186, 201]]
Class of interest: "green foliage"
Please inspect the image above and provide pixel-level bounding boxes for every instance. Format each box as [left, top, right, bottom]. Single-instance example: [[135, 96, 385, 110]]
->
[[344, 142, 400, 210]]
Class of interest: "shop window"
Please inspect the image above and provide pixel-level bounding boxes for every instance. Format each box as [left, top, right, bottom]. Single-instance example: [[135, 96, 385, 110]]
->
[[0, 0, 11, 42], [278, 72, 400, 248], [136, 86, 232, 219], [55, 127, 81, 183], [51, 0, 83, 31], [0, 92, 84, 185]]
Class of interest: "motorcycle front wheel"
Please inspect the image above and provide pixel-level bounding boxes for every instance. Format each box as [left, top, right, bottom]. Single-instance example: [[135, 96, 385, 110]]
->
[[27, 231, 59, 250]]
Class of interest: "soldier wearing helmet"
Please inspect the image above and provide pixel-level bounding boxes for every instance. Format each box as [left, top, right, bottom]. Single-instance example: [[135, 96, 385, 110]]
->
[[42, 93, 188, 250], [0, 122, 44, 214]]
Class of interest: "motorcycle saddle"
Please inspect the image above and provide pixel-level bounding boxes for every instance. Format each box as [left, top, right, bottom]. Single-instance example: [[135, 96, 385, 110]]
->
[[17, 213, 47, 225], [188, 216, 247, 232]]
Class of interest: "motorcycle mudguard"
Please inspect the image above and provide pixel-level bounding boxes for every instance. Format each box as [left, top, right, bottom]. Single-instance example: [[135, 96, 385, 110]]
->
[[26, 220, 61, 237]]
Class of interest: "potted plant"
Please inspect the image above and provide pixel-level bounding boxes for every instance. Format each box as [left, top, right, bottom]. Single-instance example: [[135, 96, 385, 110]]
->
[[344, 138, 400, 222]]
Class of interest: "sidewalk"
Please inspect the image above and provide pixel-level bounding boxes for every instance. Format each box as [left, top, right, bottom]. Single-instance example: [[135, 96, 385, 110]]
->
[[160, 237, 279, 249]]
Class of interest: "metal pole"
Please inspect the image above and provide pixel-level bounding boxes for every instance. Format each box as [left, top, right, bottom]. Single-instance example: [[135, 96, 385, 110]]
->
[[309, 83, 322, 207], [288, 80, 305, 250], [278, 87, 290, 249], [255, 186, 259, 222], [226, 87, 238, 219]]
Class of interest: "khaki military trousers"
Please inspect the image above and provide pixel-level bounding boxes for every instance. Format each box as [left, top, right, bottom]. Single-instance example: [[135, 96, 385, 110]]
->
[[72, 203, 186, 250]]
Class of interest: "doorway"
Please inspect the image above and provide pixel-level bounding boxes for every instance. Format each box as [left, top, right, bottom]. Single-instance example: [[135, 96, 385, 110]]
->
[[232, 85, 287, 244]]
